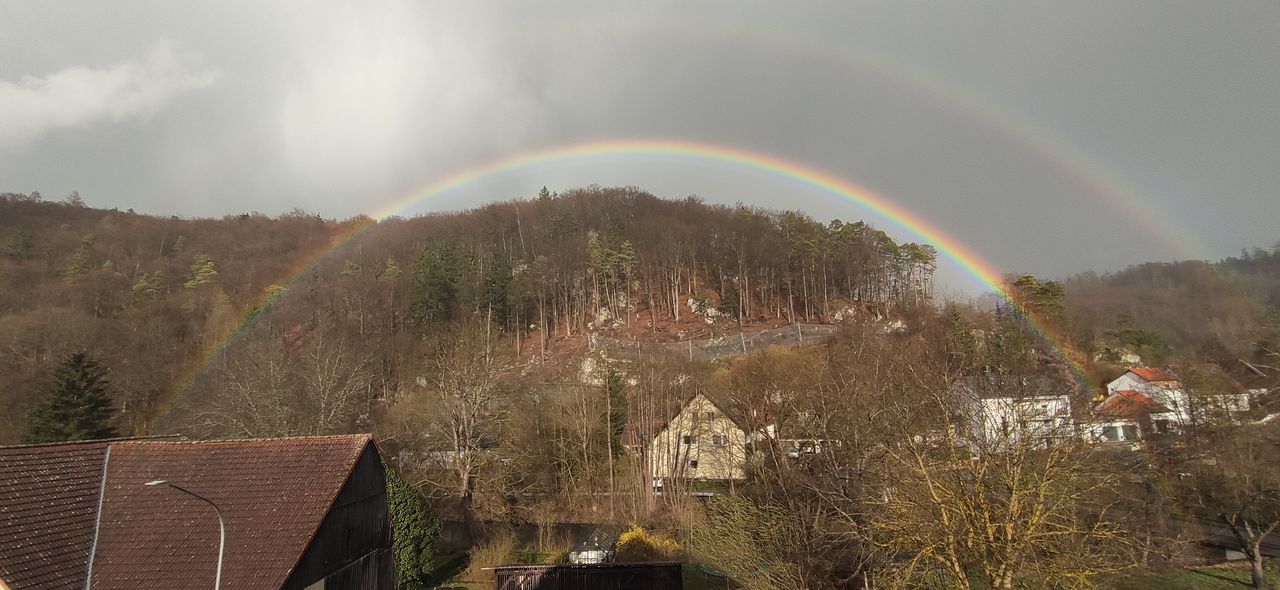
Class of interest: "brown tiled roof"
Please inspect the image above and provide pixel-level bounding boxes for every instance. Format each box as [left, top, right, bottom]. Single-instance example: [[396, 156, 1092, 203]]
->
[[0, 440, 109, 590], [89, 434, 371, 590], [1095, 389, 1171, 420]]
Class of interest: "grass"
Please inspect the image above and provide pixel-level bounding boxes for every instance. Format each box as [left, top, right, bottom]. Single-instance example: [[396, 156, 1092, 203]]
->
[[684, 563, 732, 590], [1103, 562, 1280, 589]]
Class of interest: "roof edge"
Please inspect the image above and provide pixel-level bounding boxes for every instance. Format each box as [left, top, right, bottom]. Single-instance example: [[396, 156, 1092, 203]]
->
[[108, 433, 373, 446], [0, 435, 180, 450], [276, 435, 379, 587]]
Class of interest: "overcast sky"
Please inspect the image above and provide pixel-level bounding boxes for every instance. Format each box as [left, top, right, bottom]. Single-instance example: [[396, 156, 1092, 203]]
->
[[2, 1, 1277, 292]]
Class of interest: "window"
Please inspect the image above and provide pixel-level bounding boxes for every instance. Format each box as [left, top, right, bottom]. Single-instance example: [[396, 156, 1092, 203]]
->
[[1101, 426, 1120, 442], [687, 460, 698, 470], [682, 435, 696, 445], [711, 434, 728, 446], [704, 411, 717, 421]]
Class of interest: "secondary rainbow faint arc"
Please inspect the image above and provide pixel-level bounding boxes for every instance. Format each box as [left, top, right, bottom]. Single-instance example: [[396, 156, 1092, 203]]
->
[[576, 21, 1207, 261], [182, 138, 1088, 394]]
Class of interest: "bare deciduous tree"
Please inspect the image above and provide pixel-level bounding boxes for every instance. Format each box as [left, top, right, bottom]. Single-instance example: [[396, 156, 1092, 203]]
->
[[202, 332, 373, 437], [872, 377, 1134, 590], [1167, 422, 1280, 590]]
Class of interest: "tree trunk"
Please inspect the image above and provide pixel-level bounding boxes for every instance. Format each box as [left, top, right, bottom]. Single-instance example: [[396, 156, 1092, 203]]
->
[[1250, 543, 1266, 590]]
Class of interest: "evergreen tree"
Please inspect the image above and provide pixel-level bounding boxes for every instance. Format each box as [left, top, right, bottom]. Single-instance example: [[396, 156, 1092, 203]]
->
[[61, 244, 92, 284], [379, 256, 402, 282], [408, 246, 466, 330], [602, 366, 628, 457], [184, 254, 218, 288], [23, 352, 119, 443], [482, 253, 514, 326], [2, 228, 32, 260]]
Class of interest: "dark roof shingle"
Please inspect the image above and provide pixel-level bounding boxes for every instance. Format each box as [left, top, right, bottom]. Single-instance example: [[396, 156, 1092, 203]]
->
[[90, 434, 370, 590], [0, 435, 373, 590], [0, 440, 109, 590]]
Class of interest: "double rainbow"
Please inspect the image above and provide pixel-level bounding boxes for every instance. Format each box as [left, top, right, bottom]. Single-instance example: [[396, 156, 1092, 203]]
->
[[183, 138, 1088, 394]]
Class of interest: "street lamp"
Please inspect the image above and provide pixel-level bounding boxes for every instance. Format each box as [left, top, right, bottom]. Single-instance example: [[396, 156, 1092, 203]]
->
[[145, 480, 225, 590]]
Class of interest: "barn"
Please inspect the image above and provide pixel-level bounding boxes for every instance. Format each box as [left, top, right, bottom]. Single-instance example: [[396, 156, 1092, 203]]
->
[[0, 434, 393, 590]]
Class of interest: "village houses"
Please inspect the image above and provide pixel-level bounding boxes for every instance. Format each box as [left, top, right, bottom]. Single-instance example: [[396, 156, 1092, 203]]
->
[[1094, 366, 1254, 439]]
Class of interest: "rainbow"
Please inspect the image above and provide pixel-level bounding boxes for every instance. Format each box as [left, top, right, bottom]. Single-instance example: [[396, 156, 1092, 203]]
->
[[177, 138, 1089, 399], [571, 21, 1207, 260]]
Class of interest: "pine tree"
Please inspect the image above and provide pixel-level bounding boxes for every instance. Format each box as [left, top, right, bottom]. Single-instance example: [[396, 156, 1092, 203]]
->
[[184, 254, 218, 288], [23, 352, 119, 443]]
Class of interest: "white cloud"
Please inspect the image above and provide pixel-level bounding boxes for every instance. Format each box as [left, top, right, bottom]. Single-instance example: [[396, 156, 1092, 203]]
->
[[0, 41, 218, 149]]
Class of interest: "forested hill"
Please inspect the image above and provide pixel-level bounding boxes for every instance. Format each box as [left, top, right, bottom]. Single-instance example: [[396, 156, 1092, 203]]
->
[[0, 186, 939, 442], [1064, 246, 1280, 366]]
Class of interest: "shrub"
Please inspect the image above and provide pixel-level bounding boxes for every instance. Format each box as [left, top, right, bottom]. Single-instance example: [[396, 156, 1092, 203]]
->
[[464, 531, 517, 584], [614, 524, 683, 563]]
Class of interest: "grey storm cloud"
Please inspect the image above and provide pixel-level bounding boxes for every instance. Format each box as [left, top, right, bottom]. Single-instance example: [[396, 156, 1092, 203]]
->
[[0, 41, 218, 150], [1, 1, 1278, 291]]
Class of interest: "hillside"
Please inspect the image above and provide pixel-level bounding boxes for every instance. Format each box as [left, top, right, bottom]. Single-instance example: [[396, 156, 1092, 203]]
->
[[1064, 249, 1280, 366], [0, 187, 938, 442]]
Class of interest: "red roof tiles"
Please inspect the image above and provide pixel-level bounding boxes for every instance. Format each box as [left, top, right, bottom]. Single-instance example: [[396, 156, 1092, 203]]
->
[[0, 435, 373, 590], [1095, 389, 1171, 420], [1129, 367, 1180, 383], [0, 441, 109, 590], [91, 435, 370, 590]]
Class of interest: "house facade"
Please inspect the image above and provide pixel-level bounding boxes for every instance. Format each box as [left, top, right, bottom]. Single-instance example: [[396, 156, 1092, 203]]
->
[[953, 375, 1074, 449], [1089, 389, 1171, 444], [1106, 367, 1253, 430], [0, 435, 393, 590], [646, 394, 748, 486]]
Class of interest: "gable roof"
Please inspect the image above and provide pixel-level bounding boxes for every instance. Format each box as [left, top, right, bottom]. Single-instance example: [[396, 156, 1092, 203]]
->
[[953, 374, 1074, 400], [91, 435, 371, 590], [0, 434, 373, 590], [0, 440, 110, 590], [628, 393, 749, 448], [1095, 389, 1171, 420], [1128, 367, 1180, 383]]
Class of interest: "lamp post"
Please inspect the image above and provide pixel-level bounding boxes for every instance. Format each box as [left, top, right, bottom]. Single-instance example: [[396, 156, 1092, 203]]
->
[[145, 480, 225, 590]]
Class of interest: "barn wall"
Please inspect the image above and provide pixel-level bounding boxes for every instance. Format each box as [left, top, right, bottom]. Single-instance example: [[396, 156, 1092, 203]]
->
[[283, 445, 394, 590]]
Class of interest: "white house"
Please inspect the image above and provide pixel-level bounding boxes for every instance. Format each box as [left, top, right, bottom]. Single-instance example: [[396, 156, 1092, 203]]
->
[[1089, 388, 1172, 443], [953, 375, 1074, 449], [1106, 366, 1253, 430], [638, 393, 749, 489]]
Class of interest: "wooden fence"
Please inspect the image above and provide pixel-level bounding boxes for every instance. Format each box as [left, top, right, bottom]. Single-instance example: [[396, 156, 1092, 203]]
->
[[494, 562, 683, 590]]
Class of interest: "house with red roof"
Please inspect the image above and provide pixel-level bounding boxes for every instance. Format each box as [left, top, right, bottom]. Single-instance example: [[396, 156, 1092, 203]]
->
[[0, 435, 392, 590], [1089, 389, 1174, 444], [1106, 366, 1254, 432]]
